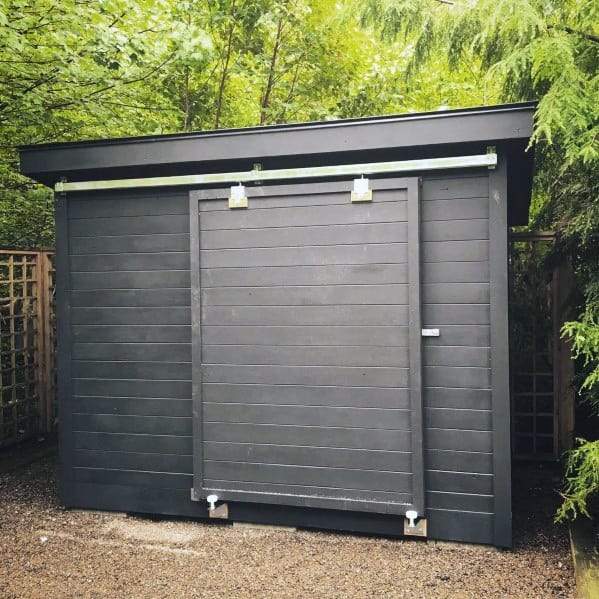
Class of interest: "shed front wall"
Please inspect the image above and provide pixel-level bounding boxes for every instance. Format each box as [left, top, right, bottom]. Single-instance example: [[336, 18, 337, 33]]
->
[[58, 166, 508, 546]]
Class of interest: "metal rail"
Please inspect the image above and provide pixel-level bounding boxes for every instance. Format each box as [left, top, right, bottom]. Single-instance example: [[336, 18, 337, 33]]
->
[[54, 153, 497, 193]]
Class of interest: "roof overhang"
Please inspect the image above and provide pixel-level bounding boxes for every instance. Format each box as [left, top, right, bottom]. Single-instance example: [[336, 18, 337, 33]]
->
[[18, 102, 536, 225]]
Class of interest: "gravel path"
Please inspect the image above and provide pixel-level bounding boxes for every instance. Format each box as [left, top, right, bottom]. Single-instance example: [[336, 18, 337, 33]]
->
[[0, 456, 575, 598]]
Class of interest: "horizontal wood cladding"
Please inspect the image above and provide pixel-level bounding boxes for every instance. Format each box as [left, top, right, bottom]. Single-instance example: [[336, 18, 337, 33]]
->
[[62, 173, 499, 545]]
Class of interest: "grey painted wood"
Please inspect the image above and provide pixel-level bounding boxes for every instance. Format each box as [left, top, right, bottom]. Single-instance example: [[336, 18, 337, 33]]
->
[[422, 219, 488, 242], [71, 289, 191, 307], [424, 366, 491, 389], [199, 201, 407, 231], [69, 194, 189, 218], [422, 283, 489, 304], [425, 449, 492, 474], [423, 346, 490, 368], [202, 364, 409, 388], [407, 178, 425, 513], [73, 432, 192, 454], [201, 222, 408, 249], [424, 407, 492, 431], [423, 262, 489, 284], [75, 397, 191, 417], [70, 233, 190, 255], [202, 345, 409, 367], [71, 307, 191, 325], [202, 325, 408, 347], [200, 243, 408, 268], [72, 413, 192, 436], [422, 305, 490, 326], [73, 379, 191, 398], [421, 176, 488, 200], [72, 325, 191, 343], [74, 450, 192, 473], [426, 428, 492, 453], [204, 442, 411, 471], [192, 178, 420, 514], [70, 252, 189, 272], [424, 387, 492, 410], [421, 198, 489, 222], [203, 423, 411, 451], [489, 152, 512, 548], [70, 214, 189, 237], [203, 403, 411, 430], [55, 195, 74, 494], [425, 470, 493, 495], [71, 271, 190, 290], [201, 305, 408, 327], [426, 491, 493, 513], [422, 240, 489, 263], [72, 361, 191, 380], [73, 468, 192, 489], [203, 284, 409, 306], [73, 342, 191, 362], [426, 509, 493, 544], [203, 384, 410, 409]]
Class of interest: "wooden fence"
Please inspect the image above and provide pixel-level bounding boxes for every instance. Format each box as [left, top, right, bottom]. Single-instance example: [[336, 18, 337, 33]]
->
[[0, 250, 55, 447]]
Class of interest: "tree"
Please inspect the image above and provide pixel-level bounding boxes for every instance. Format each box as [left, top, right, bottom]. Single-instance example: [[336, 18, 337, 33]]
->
[[361, 0, 599, 519]]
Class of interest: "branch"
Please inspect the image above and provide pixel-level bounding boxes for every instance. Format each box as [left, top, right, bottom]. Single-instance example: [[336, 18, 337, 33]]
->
[[549, 25, 599, 44]]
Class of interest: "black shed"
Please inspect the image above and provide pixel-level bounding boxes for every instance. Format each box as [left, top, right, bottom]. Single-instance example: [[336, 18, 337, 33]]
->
[[19, 102, 536, 547]]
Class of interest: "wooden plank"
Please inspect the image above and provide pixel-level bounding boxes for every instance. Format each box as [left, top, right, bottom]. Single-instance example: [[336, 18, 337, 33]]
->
[[72, 324, 191, 343], [424, 387, 492, 410], [199, 242, 407, 268], [74, 396, 191, 417], [69, 194, 188, 219], [203, 403, 411, 429], [423, 240, 489, 263], [203, 461, 412, 493], [424, 407, 492, 431], [202, 325, 408, 347], [420, 325, 489, 347], [425, 470, 493, 495], [202, 305, 408, 327], [422, 283, 489, 304], [70, 252, 189, 272], [421, 198, 488, 222], [204, 422, 412, 451], [423, 346, 490, 368], [204, 442, 411, 471], [202, 364, 408, 388], [202, 479, 412, 508], [72, 361, 191, 381], [69, 214, 190, 237], [199, 201, 408, 231], [202, 344, 409, 367], [72, 379, 191, 399], [424, 261, 489, 284], [425, 449, 492, 474], [72, 467, 191, 489], [70, 271, 190, 290], [73, 342, 191, 362], [421, 176, 488, 200], [200, 222, 408, 249], [203, 284, 408, 306], [70, 234, 190, 255], [203, 383, 410, 409], [74, 450, 192, 473], [422, 304, 490, 325], [73, 431, 191, 454], [71, 288, 191, 308], [422, 219, 488, 242], [424, 366, 491, 389], [426, 490, 493, 513], [72, 413, 191, 436], [427, 509, 494, 544], [71, 307, 190, 326], [426, 428, 492, 452]]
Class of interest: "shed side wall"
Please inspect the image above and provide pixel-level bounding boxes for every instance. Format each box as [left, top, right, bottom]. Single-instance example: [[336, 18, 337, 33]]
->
[[60, 175, 502, 546]]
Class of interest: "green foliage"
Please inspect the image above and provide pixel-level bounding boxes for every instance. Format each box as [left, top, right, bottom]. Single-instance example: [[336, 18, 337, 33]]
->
[[556, 438, 599, 521]]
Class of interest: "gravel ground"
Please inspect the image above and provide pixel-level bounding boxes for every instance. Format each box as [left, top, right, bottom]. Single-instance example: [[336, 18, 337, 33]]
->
[[0, 455, 575, 598]]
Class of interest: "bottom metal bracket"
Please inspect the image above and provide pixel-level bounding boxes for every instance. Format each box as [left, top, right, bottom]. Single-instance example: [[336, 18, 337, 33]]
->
[[209, 503, 229, 519], [404, 517, 427, 537]]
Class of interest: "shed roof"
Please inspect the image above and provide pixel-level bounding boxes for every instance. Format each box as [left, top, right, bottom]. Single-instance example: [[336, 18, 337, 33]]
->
[[18, 102, 536, 225]]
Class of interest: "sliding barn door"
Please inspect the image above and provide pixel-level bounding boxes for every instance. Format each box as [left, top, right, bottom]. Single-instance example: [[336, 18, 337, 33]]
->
[[190, 178, 423, 515]]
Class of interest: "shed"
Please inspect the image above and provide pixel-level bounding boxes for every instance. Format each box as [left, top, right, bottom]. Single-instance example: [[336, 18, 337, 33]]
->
[[19, 102, 536, 547]]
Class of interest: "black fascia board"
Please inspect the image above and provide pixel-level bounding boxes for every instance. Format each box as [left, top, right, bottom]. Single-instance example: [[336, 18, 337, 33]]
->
[[19, 102, 536, 186]]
